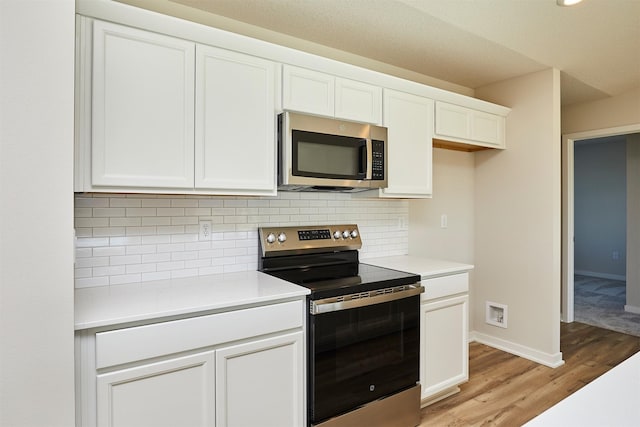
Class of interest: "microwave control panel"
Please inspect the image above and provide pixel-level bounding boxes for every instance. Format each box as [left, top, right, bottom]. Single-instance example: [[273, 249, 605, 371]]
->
[[371, 140, 385, 181]]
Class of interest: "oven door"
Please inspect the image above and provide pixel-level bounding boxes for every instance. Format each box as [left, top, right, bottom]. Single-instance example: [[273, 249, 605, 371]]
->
[[308, 287, 421, 425]]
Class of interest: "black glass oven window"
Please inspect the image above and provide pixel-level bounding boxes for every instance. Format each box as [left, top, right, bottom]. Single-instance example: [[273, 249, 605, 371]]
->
[[309, 295, 420, 424], [292, 130, 366, 180]]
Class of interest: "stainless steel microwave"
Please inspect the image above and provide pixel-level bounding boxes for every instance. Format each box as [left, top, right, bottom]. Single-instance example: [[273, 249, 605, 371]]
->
[[277, 112, 388, 192]]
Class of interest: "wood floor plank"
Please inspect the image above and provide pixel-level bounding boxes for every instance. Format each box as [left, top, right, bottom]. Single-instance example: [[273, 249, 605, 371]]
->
[[419, 322, 640, 426]]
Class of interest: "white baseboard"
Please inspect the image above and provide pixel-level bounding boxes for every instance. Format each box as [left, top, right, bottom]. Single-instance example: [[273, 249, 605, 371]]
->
[[625, 305, 640, 314], [469, 331, 564, 368], [574, 270, 626, 281]]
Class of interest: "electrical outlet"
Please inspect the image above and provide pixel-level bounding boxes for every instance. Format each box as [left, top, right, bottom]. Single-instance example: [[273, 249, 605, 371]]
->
[[199, 221, 212, 241], [440, 214, 448, 229], [397, 217, 408, 230]]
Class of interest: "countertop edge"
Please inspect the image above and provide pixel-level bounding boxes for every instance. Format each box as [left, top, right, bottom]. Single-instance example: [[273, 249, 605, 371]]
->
[[363, 255, 474, 278], [74, 271, 309, 331]]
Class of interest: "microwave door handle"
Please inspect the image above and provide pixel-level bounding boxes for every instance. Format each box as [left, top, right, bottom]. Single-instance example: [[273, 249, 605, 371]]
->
[[362, 139, 372, 179]]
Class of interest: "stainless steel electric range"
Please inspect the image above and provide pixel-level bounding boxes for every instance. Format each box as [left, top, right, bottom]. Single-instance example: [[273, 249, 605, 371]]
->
[[259, 224, 423, 427]]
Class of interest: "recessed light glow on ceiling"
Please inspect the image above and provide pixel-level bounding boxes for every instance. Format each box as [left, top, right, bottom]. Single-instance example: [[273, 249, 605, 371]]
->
[[557, 0, 583, 6]]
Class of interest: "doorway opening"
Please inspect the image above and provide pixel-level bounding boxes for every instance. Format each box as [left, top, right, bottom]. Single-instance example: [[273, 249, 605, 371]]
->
[[562, 124, 640, 337]]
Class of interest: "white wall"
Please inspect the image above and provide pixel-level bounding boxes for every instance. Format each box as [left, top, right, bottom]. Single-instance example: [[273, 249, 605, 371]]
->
[[562, 87, 640, 135], [574, 139, 627, 279], [409, 148, 475, 265], [0, 1, 76, 426], [472, 69, 562, 367], [627, 134, 640, 312]]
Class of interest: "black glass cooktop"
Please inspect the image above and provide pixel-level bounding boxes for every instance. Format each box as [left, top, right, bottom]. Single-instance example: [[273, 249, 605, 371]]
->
[[263, 252, 420, 300]]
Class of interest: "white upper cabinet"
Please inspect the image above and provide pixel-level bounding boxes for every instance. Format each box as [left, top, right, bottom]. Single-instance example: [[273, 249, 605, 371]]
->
[[282, 64, 382, 124], [282, 65, 335, 117], [335, 77, 382, 124], [90, 20, 195, 189], [195, 45, 277, 195], [76, 18, 278, 195], [379, 89, 433, 198], [434, 101, 505, 149]]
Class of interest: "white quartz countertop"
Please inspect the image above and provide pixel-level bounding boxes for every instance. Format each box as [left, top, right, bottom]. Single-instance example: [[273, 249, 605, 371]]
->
[[363, 255, 474, 278], [75, 271, 309, 330], [523, 351, 640, 427]]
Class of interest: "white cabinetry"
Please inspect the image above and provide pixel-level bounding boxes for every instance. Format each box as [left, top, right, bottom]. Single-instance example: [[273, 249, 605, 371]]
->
[[420, 273, 469, 404], [76, 18, 277, 196], [216, 333, 304, 427], [87, 20, 195, 189], [282, 65, 382, 124], [77, 301, 305, 427], [379, 89, 433, 198], [434, 101, 505, 149], [96, 351, 216, 427], [195, 45, 277, 194]]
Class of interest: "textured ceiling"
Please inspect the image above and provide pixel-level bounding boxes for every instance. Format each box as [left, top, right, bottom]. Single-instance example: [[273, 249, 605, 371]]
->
[[126, 0, 640, 106]]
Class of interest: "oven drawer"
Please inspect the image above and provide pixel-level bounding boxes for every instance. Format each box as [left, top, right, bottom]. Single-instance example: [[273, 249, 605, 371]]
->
[[421, 272, 469, 301], [95, 300, 303, 369]]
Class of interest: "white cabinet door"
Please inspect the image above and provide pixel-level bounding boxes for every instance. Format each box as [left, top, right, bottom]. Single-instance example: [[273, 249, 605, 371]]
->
[[282, 65, 382, 124], [96, 351, 215, 427], [91, 20, 195, 189], [435, 101, 505, 149], [335, 77, 382, 125], [195, 45, 277, 195], [420, 294, 469, 402], [215, 331, 304, 427], [380, 89, 433, 198], [282, 65, 334, 117]]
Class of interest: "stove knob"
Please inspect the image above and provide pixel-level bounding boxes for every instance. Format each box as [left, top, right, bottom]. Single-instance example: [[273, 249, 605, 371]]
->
[[333, 230, 342, 240], [277, 232, 287, 243], [266, 233, 276, 244], [350, 229, 359, 239], [342, 230, 350, 239]]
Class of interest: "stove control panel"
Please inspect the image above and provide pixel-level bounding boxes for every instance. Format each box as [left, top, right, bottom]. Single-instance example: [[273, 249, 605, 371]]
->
[[260, 224, 361, 256]]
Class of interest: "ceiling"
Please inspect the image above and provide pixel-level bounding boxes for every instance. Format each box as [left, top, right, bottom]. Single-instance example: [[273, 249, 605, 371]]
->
[[125, 0, 640, 106]]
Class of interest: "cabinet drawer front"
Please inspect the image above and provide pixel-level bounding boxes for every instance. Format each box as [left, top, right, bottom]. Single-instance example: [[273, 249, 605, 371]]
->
[[96, 300, 303, 369], [422, 273, 469, 301]]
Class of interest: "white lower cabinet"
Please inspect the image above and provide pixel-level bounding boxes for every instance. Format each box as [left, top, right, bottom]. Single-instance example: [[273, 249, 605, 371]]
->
[[96, 351, 216, 427], [77, 301, 305, 427], [215, 332, 304, 427], [420, 274, 469, 404]]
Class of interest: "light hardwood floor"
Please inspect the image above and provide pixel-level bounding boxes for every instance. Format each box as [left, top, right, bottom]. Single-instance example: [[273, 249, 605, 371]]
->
[[420, 322, 640, 426]]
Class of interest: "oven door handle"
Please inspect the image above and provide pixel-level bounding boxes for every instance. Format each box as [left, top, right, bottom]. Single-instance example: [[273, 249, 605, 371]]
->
[[310, 284, 424, 315]]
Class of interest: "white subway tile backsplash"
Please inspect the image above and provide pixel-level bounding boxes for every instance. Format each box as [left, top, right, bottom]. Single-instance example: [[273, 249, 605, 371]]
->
[[74, 193, 409, 288], [157, 208, 184, 217], [93, 208, 125, 217], [142, 199, 171, 208], [110, 254, 142, 266], [109, 198, 142, 208], [93, 246, 125, 257]]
